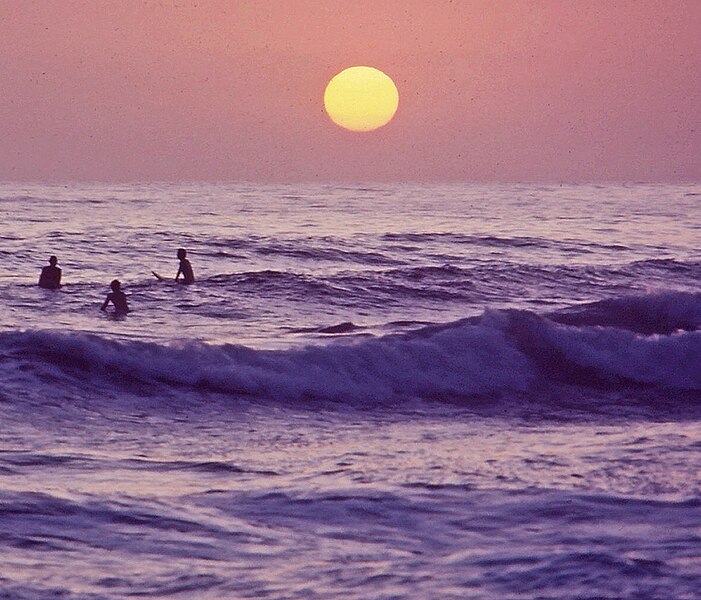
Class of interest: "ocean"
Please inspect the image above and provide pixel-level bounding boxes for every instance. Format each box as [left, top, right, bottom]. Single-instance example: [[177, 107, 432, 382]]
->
[[0, 182, 699, 599]]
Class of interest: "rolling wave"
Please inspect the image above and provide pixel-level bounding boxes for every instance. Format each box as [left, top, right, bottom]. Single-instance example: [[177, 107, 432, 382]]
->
[[171, 259, 701, 307], [2, 292, 700, 408]]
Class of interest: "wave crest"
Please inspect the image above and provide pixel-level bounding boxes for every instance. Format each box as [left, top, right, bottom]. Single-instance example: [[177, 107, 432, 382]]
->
[[2, 291, 700, 405]]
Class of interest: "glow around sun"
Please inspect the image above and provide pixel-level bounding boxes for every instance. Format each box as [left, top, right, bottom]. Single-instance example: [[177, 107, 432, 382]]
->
[[324, 66, 399, 132]]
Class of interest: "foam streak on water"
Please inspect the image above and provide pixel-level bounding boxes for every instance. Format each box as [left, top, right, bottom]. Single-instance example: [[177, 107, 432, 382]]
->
[[1, 183, 700, 599]]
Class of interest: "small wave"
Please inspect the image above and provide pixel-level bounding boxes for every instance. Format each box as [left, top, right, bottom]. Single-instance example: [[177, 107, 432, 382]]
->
[[232, 270, 342, 301], [380, 232, 606, 254], [253, 241, 401, 266], [208, 235, 402, 266], [119, 261, 700, 314], [125, 459, 279, 476], [626, 258, 700, 275], [382, 232, 552, 249], [551, 290, 701, 334], [287, 322, 364, 335]]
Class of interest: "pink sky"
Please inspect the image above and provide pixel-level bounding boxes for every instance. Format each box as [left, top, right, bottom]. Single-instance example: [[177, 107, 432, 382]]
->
[[1, 0, 699, 182]]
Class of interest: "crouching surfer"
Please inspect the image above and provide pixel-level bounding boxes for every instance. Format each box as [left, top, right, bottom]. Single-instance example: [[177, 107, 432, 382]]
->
[[100, 279, 130, 315]]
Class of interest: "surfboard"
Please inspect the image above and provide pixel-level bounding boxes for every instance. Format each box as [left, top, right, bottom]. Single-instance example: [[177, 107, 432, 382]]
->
[[152, 271, 168, 282]]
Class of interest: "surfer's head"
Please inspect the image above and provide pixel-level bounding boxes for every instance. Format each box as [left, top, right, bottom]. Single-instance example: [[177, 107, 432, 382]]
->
[[110, 279, 121, 292], [49, 256, 58, 266], [177, 248, 187, 260]]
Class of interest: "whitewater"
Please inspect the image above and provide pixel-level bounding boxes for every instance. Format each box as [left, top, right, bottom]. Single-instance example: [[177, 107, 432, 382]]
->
[[1, 182, 700, 599]]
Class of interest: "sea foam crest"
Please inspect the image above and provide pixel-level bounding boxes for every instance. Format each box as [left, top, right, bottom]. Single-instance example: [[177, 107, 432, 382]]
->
[[2, 321, 532, 402], [2, 291, 700, 403]]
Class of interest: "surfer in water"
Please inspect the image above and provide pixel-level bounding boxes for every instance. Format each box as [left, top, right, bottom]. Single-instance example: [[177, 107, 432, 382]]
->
[[100, 279, 129, 314], [38, 255, 62, 289], [175, 248, 195, 284]]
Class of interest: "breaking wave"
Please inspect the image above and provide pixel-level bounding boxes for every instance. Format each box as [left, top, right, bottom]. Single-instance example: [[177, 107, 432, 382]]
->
[[2, 292, 700, 408]]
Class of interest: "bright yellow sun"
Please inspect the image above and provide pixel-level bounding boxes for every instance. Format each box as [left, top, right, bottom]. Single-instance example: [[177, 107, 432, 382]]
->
[[324, 66, 399, 132]]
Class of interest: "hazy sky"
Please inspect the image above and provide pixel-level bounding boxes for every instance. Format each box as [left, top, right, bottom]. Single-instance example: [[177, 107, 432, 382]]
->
[[1, 0, 699, 182]]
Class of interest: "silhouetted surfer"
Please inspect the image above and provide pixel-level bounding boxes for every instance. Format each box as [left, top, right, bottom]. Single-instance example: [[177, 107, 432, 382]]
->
[[100, 279, 129, 314], [175, 248, 195, 284], [38, 255, 62, 289]]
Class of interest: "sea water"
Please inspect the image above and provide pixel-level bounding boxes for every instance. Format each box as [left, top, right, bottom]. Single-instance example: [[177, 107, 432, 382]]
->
[[0, 182, 700, 599]]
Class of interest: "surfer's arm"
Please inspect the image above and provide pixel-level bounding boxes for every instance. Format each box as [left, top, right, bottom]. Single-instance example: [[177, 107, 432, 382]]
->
[[100, 294, 111, 311], [175, 266, 182, 281]]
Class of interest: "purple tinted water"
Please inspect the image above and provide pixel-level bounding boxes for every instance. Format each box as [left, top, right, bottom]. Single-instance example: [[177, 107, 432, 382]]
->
[[0, 183, 700, 598]]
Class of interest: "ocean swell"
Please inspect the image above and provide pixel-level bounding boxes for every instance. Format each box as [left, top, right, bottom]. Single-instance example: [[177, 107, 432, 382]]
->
[[2, 292, 700, 405]]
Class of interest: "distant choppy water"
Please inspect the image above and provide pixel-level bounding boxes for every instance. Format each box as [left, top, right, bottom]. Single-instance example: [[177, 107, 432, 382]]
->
[[1, 182, 700, 599]]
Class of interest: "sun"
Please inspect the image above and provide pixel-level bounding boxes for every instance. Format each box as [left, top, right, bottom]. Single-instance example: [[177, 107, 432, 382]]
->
[[324, 66, 399, 132]]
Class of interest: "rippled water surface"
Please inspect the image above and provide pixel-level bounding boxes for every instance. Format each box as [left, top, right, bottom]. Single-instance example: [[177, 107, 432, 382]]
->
[[1, 183, 700, 599], [2, 182, 699, 345]]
